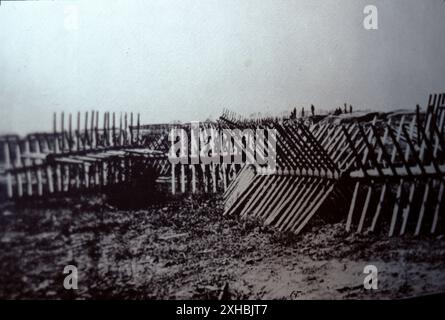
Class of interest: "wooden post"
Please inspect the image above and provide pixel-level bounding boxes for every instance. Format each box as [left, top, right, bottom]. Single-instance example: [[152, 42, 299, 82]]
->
[[34, 139, 43, 196], [90, 110, 95, 149], [130, 112, 134, 145], [76, 111, 81, 150], [108, 112, 113, 147], [191, 164, 196, 193], [171, 164, 176, 195], [370, 184, 387, 232], [95, 111, 99, 146], [415, 180, 431, 236], [119, 112, 123, 146], [357, 185, 372, 233], [112, 112, 116, 146], [53, 112, 57, 152], [136, 113, 140, 146], [124, 112, 128, 145], [103, 112, 108, 146], [43, 139, 54, 194], [389, 179, 404, 237], [56, 161, 62, 192], [84, 163, 90, 188], [377, 118, 391, 163], [24, 139, 33, 196], [61, 112, 65, 151], [222, 163, 227, 191], [390, 115, 405, 162], [68, 113, 73, 151], [431, 179, 444, 234], [404, 116, 416, 160], [400, 182, 416, 235], [15, 144, 23, 197], [84, 111, 89, 149], [4, 141, 13, 198], [211, 164, 217, 193], [180, 164, 185, 193], [202, 164, 208, 193], [102, 161, 108, 187], [346, 181, 360, 232]]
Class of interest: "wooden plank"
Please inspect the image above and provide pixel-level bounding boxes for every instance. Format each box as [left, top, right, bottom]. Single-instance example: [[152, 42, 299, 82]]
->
[[390, 115, 405, 162], [286, 181, 325, 231], [264, 177, 307, 226], [68, 113, 73, 151], [180, 164, 185, 193], [84, 111, 90, 148], [357, 185, 372, 233], [404, 116, 416, 161], [370, 183, 387, 232], [119, 112, 123, 146], [24, 140, 33, 196], [377, 118, 391, 162], [240, 176, 277, 217], [224, 176, 264, 216], [42, 139, 54, 194], [4, 141, 13, 198], [171, 163, 175, 194], [431, 179, 444, 234], [399, 182, 416, 235], [130, 112, 134, 145], [386, 124, 414, 176], [279, 179, 323, 232], [137, 113, 140, 145], [191, 164, 196, 193], [90, 110, 95, 149], [294, 183, 335, 234], [257, 177, 292, 220], [346, 181, 360, 232], [342, 126, 368, 178], [239, 176, 273, 218], [389, 179, 404, 237], [276, 178, 318, 230], [95, 111, 99, 147], [221, 163, 227, 191], [415, 180, 431, 236], [61, 112, 65, 151], [34, 139, 43, 196], [14, 144, 24, 197]]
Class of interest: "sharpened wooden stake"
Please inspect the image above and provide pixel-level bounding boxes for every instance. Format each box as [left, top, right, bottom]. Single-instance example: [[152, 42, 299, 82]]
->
[[370, 184, 386, 232], [34, 139, 43, 196], [24, 140, 33, 196], [171, 164, 176, 195], [346, 181, 360, 232], [136, 113, 140, 145], [357, 185, 372, 233], [400, 182, 416, 235], [15, 144, 23, 197], [4, 141, 13, 198], [415, 180, 430, 236], [180, 164, 185, 193], [431, 180, 444, 234], [76, 112, 81, 150], [389, 179, 404, 237]]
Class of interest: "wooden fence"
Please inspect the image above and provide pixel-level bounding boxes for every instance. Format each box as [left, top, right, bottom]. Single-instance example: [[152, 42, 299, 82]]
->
[[1, 94, 444, 237], [223, 93, 445, 236]]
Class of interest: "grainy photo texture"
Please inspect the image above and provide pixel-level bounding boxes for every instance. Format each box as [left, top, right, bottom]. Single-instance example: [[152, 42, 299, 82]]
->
[[0, 0, 444, 301]]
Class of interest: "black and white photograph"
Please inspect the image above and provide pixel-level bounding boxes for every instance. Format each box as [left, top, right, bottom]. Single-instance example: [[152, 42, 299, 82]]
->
[[0, 0, 445, 307]]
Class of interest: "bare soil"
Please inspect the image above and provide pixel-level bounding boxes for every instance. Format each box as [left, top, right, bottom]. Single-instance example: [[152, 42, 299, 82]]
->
[[1, 195, 444, 299]]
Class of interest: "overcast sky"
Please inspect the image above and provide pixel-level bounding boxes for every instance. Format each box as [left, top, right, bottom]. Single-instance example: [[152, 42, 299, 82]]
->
[[0, 0, 444, 134]]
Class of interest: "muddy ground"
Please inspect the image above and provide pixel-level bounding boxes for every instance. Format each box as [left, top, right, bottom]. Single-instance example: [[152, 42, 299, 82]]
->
[[0, 194, 444, 299]]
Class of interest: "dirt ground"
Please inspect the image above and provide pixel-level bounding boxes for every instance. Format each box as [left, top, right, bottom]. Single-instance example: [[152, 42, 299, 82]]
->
[[1, 194, 444, 300]]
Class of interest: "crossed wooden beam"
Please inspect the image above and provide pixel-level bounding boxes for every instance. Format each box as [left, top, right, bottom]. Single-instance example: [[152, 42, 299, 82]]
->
[[224, 93, 445, 236]]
